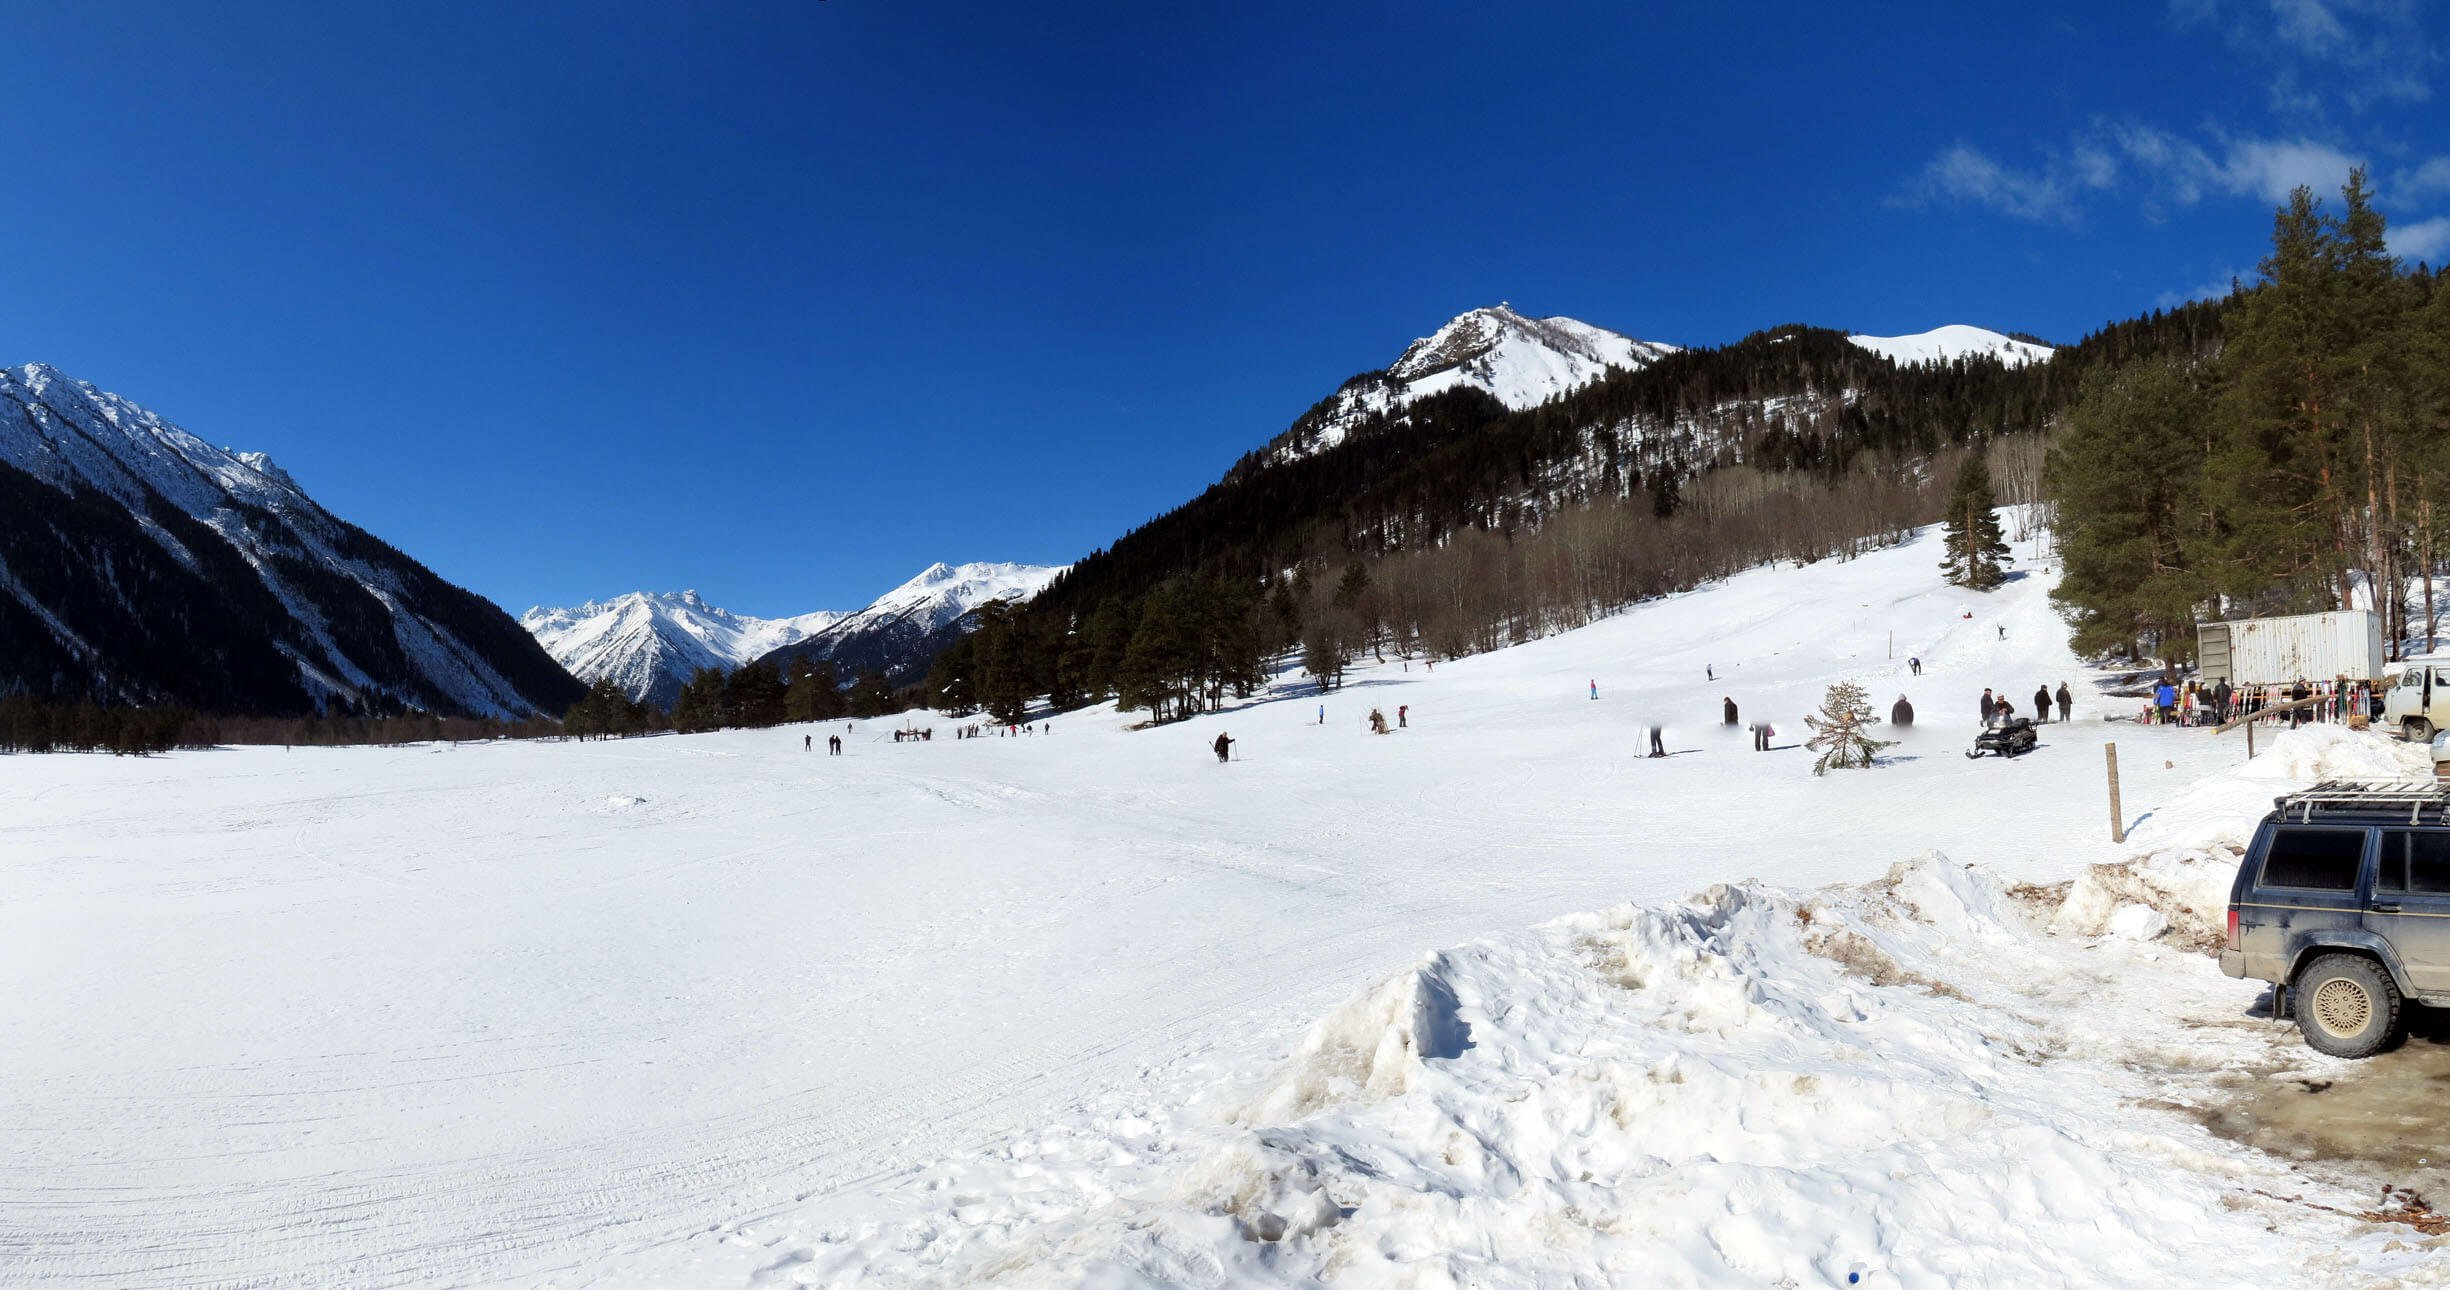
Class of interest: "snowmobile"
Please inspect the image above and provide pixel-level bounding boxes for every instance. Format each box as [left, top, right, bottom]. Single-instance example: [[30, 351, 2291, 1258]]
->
[[1967, 717, 2038, 759]]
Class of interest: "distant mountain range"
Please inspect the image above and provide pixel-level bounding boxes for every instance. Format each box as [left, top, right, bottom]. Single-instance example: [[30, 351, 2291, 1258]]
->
[[520, 593, 843, 711], [525, 562, 1061, 707], [0, 364, 581, 718]]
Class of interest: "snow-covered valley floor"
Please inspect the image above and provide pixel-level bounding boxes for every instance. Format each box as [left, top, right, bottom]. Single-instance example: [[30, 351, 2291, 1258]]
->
[[6, 528, 2447, 1286]]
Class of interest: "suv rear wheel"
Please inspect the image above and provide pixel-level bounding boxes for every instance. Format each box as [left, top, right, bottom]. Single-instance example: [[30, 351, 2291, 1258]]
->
[[2405, 717, 2435, 742], [2294, 954, 2401, 1058]]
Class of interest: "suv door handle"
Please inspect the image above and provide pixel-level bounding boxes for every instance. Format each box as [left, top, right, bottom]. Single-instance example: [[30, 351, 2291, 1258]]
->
[[2371, 902, 2404, 913]]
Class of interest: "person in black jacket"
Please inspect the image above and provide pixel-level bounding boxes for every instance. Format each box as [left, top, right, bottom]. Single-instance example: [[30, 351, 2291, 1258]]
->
[[1980, 688, 1997, 725], [1213, 732, 1234, 763], [1892, 695, 1914, 727], [1723, 696, 1738, 725], [2056, 682, 2073, 722], [2034, 684, 2053, 723]]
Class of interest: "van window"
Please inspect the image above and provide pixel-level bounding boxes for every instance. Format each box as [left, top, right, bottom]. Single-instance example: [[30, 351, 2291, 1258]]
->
[[2380, 830, 2450, 894], [2261, 828, 2367, 891]]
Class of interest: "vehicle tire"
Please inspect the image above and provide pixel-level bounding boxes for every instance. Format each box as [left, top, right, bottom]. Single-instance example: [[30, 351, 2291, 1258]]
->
[[2405, 718, 2434, 743], [2293, 954, 2401, 1058]]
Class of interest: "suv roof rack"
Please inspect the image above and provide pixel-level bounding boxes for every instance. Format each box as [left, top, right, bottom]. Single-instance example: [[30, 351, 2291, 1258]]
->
[[2273, 779, 2450, 824]]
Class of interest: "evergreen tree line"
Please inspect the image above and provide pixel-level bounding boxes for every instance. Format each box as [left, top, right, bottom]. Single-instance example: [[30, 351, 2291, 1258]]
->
[[0, 695, 572, 753], [0, 697, 207, 754], [2050, 169, 2450, 662], [651, 656, 904, 734]]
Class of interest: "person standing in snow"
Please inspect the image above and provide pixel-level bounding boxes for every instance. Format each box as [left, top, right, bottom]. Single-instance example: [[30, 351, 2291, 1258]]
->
[[1706, 665, 1714, 681], [1589, 679, 1598, 700], [1909, 656, 1922, 676], [1995, 693, 2016, 723], [804, 734, 812, 751], [1723, 696, 1738, 725], [1751, 720, 1772, 751], [2154, 679, 2177, 724], [2056, 682, 2073, 723], [2290, 677, 2312, 727], [2034, 684, 2052, 724], [1369, 708, 1388, 734], [1648, 724, 1666, 757], [1892, 695, 1914, 727], [1397, 704, 1408, 728], [1980, 688, 1997, 724], [1997, 624, 2007, 640], [1213, 732, 1234, 763]]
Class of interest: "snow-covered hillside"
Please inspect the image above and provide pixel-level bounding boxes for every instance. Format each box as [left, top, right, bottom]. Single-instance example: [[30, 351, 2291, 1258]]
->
[[752, 560, 1062, 685], [1848, 323, 2053, 368], [0, 363, 580, 717], [12, 523, 2435, 1286], [1260, 304, 1677, 465], [522, 591, 842, 709]]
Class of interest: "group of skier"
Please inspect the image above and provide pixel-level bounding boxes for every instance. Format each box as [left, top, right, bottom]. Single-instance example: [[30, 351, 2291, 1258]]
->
[[1979, 683, 2074, 727]]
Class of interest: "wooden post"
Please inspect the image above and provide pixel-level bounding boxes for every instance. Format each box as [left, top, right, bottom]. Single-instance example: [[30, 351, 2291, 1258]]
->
[[2107, 742, 2124, 844], [2247, 719, 2255, 759]]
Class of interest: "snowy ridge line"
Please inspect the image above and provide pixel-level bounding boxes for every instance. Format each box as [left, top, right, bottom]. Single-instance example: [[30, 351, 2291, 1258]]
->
[[0, 362, 575, 716], [1846, 324, 2052, 369], [636, 728, 2438, 1286]]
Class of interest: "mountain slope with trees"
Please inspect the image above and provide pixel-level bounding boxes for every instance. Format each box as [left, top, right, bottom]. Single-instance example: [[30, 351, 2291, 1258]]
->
[[929, 304, 2226, 724], [0, 364, 583, 718]]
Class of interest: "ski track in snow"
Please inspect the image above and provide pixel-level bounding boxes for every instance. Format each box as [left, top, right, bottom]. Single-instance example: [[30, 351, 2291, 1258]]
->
[[0, 524, 2406, 1287]]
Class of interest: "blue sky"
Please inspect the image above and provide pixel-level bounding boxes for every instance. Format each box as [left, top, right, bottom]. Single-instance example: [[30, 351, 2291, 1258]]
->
[[0, 1, 2443, 616]]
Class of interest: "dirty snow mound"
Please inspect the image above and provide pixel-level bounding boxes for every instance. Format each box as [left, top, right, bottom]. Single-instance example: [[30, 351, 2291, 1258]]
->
[[2056, 727, 2428, 950]]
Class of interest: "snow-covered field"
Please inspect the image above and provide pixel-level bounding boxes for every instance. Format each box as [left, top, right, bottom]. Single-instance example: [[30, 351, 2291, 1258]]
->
[[6, 527, 2443, 1286]]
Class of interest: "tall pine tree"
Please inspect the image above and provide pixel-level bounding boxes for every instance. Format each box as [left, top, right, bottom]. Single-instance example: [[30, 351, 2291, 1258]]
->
[[1939, 455, 2011, 589]]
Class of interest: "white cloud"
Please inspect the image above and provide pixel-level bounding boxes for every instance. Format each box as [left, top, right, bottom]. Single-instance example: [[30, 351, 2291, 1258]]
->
[[2170, 0, 2434, 111], [1896, 145, 2074, 223], [1902, 126, 2366, 224], [2216, 137, 2366, 201], [2157, 270, 2253, 309], [2401, 156, 2450, 197], [2391, 216, 2450, 264]]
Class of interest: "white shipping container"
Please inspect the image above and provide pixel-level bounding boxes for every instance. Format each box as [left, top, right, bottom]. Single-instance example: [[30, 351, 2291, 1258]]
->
[[2196, 610, 2384, 684]]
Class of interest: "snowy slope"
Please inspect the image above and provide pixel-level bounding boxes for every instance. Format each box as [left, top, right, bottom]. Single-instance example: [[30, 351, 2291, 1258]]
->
[[521, 591, 842, 709], [1260, 304, 1678, 465], [1847, 323, 2053, 368], [0, 363, 580, 717], [754, 560, 1062, 684], [13, 523, 2435, 1286]]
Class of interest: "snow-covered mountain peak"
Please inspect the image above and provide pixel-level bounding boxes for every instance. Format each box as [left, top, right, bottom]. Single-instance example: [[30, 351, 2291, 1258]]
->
[[866, 561, 1062, 618], [520, 589, 846, 708], [1384, 304, 1679, 407], [1256, 306, 1680, 469], [1847, 325, 2053, 369]]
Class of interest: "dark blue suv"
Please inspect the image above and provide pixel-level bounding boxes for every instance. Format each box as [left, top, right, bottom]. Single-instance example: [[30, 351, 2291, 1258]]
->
[[2221, 783, 2450, 1057]]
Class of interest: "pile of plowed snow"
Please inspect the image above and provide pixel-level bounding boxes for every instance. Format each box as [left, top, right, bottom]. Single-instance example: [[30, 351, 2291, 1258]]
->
[[687, 728, 2438, 1287], [2051, 726, 2431, 950]]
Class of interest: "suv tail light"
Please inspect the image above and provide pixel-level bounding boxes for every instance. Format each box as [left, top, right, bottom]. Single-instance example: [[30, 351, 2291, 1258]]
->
[[2226, 907, 2241, 951]]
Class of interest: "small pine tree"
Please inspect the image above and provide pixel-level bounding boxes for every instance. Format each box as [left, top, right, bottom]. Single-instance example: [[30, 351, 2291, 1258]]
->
[[1939, 456, 2012, 590], [1803, 680, 1896, 775]]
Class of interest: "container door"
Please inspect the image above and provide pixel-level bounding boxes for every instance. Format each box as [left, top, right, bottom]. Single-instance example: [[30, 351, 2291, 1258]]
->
[[2371, 830, 2450, 995]]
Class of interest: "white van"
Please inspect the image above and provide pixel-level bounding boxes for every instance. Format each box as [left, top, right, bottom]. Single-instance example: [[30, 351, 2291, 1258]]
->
[[2382, 664, 2450, 739]]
